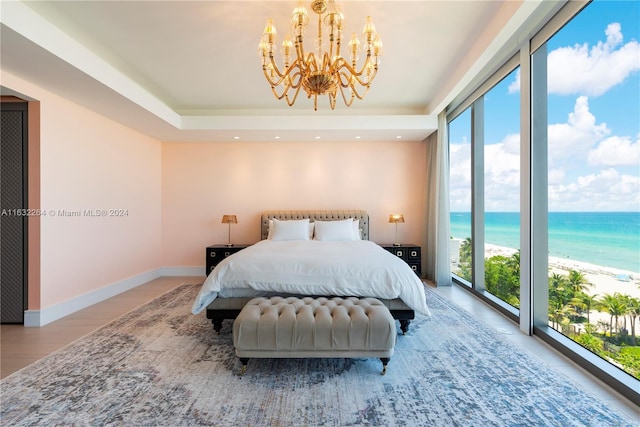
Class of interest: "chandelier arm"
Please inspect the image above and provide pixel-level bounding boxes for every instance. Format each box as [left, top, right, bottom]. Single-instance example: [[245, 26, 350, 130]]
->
[[271, 86, 287, 100], [262, 69, 282, 88], [335, 67, 376, 96], [284, 85, 304, 107], [329, 92, 337, 110], [353, 67, 379, 88], [340, 69, 378, 89], [270, 69, 305, 101], [336, 74, 370, 102], [263, 61, 305, 89], [263, 55, 291, 81], [334, 57, 379, 86], [348, 80, 371, 100], [262, 63, 286, 88], [338, 84, 356, 107], [322, 52, 334, 72], [304, 52, 320, 72], [271, 79, 303, 105]]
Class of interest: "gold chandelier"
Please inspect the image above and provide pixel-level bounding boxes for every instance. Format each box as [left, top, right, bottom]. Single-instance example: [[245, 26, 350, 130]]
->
[[259, 0, 382, 111]]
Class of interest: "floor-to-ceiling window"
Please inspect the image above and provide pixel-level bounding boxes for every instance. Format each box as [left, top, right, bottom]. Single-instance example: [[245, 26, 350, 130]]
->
[[448, 64, 521, 317], [483, 69, 521, 309], [447, 0, 639, 402], [543, 0, 639, 382], [449, 109, 472, 284]]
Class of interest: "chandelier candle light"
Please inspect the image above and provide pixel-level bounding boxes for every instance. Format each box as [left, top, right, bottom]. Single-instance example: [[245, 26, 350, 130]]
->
[[259, 0, 382, 110], [221, 215, 238, 247], [389, 214, 404, 247]]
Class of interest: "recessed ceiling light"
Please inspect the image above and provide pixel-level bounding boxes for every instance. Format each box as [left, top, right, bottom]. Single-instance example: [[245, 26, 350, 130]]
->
[[396, 135, 402, 139], [355, 136, 361, 139], [315, 136, 321, 139], [274, 136, 280, 140], [233, 136, 240, 140]]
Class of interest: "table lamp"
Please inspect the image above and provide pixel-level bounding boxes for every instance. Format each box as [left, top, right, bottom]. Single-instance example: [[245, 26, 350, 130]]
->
[[221, 214, 237, 247], [388, 214, 404, 246]]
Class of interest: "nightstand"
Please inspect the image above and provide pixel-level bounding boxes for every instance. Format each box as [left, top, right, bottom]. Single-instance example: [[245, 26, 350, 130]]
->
[[379, 244, 421, 276], [205, 244, 249, 274]]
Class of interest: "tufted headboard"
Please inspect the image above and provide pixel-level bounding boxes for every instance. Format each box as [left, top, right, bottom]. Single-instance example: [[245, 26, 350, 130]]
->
[[260, 210, 369, 241]]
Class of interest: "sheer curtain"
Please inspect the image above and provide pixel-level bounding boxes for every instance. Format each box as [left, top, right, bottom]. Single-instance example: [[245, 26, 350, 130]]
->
[[424, 111, 451, 286]]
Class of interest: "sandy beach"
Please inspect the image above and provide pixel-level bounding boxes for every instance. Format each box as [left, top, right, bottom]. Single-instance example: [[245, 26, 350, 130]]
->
[[484, 243, 640, 299]]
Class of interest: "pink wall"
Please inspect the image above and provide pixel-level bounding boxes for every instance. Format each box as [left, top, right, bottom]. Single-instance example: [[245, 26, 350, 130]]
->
[[2, 71, 163, 309], [161, 140, 427, 267]]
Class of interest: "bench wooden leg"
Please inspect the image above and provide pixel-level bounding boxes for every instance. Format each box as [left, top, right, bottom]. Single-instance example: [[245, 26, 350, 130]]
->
[[211, 319, 224, 334], [399, 320, 410, 335], [238, 358, 249, 376], [380, 357, 390, 375]]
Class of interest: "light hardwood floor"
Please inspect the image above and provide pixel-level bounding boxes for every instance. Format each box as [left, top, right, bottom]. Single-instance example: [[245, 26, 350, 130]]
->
[[1, 277, 201, 378], [2, 276, 639, 421]]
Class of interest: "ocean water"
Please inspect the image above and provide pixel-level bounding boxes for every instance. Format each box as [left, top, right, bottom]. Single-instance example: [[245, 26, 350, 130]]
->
[[450, 212, 640, 273]]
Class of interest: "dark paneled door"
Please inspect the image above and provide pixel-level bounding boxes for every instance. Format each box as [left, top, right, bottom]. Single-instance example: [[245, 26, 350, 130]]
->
[[1, 102, 28, 324]]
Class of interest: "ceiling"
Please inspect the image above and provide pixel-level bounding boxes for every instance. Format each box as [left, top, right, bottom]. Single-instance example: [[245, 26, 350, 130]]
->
[[1, 1, 526, 143]]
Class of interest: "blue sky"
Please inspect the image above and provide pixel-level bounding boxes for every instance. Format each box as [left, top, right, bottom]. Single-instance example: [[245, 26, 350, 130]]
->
[[450, 0, 640, 212]]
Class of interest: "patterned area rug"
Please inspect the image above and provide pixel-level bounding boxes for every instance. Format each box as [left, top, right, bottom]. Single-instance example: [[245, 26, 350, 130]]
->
[[1, 284, 634, 426]]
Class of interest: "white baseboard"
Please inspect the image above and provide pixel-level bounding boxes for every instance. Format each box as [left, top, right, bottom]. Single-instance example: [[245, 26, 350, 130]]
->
[[160, 266, 206, 276], [23, 266, 207, 327]]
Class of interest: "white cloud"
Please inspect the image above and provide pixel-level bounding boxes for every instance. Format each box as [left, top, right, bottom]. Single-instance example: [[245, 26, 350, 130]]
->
[[549, 23, 640, 96], [546, 97, 639, 209], [508, 23, 640, 96], [549, 168, 640, 211], [484, 134, 521, 211], [548, 168, 565, 185], [548, 96, 610, 164], [588, 134, 640, 166], [485, 134, 520, 185], [449, 142, 472, 211]]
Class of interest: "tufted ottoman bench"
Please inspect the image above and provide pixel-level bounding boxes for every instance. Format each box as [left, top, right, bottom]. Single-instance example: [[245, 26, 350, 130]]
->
[[232, 296, 397, 375]]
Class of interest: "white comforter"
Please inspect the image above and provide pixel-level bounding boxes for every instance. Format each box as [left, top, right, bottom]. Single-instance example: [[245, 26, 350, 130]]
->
[[191, 240, 430, 316]]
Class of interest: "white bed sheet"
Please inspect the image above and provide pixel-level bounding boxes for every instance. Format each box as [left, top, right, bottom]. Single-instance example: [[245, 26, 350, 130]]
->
[[191, 240, 430, 316]]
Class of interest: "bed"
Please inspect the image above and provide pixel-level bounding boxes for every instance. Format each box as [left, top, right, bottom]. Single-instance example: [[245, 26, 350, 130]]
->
[[191, 210, 429, 334]]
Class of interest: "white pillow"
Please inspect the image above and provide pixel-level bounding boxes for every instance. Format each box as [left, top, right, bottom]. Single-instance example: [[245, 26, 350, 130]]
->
[[268, 219, 314, 239], [269, 218, 311, 241], [314, 218, 357, 241]]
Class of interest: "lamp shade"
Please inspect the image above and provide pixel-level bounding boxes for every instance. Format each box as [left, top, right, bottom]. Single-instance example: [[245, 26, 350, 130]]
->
[[221, 214, 238, 224], [388, 214, 404, 223]]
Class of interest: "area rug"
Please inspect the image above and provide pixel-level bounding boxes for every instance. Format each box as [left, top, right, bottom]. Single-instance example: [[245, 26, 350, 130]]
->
[[0, 284, 635, 427]]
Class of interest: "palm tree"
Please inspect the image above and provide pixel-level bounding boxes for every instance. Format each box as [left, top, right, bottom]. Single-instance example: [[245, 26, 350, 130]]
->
[[506, 250, 520, 276], [597, 293, 628, 342], [549, 273, 570, 307], [548, 274, 568, 330], [459, 237, 472, 264], [618, 294, 632, 333], [580, 293, 599, 326], [566, 270, 593, 294], [570, 293, 589, 323], [624, 296, 639, 346], [549, 304, 576, 332]]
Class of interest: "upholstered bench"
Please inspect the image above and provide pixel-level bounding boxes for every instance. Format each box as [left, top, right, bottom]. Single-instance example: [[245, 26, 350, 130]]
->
[[232, 296, 397, 375]]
